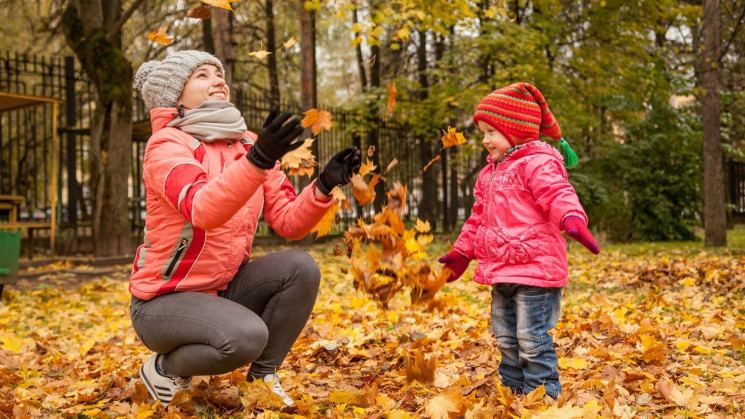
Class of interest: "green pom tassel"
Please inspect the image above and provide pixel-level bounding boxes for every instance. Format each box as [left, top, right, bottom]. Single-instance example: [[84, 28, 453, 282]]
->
[[558, 137, 579, 168]]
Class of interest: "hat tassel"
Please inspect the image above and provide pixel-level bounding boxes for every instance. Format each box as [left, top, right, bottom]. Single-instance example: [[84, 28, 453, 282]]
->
[[558, 138, 579, 168]]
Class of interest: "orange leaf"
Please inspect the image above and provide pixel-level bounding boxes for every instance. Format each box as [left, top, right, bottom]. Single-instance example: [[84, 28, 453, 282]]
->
[[422, 155, 441, 172], [367, 145, 376, 157], [187, 5, 212, 19], [301, 108, 333, 135], [404, 348, 436, 384], [351, 173, 378, 206], [441, 127, 466, 148], [147, 27, 173, 46], [312, 203, 339, 238], [386, 82, 398, 114], [199, 0, 238, 11]]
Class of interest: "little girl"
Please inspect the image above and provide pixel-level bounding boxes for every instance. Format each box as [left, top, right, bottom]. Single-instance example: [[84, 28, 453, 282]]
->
[[439, 82, 599, 400]]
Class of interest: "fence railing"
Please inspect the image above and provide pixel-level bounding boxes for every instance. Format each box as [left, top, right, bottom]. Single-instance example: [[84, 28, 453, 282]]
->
[[1, 50, 487, 254]]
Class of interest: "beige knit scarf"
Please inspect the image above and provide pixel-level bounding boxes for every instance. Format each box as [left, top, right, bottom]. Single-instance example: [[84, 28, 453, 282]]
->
[[166, 101, 247, 142]]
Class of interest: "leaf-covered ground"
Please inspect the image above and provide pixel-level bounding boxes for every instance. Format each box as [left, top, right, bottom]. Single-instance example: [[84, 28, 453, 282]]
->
[[1, 229, 744, 418]]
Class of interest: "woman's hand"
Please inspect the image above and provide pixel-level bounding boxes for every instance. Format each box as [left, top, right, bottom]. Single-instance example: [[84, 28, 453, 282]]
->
[[316, 146, 362, 195], [247, 108, 305, 170]]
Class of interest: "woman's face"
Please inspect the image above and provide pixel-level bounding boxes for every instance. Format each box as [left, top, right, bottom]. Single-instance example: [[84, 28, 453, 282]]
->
[[478, 120, 513, 160], [177, 64, 230, 109]]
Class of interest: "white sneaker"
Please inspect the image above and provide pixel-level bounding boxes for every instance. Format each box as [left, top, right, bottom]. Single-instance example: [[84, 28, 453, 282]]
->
[[251, 373, 295, 407], [139, 354, 191, 405]]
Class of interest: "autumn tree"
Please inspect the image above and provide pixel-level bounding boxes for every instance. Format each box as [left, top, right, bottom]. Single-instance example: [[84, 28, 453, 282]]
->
[[61, 0, 144, 257], [700, 0, 726, 246]]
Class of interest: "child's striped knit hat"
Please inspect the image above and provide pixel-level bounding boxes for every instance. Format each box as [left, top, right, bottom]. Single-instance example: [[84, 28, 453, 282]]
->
[[473, 82, 578, 167]]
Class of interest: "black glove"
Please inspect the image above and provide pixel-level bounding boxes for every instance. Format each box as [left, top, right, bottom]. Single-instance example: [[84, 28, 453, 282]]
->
[[247, 108, 305, 169], [317, 146, 362, 195]]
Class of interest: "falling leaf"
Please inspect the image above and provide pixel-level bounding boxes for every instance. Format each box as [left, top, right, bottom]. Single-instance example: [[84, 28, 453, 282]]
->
[[187, 5, 212, 19], [282, 37, 297, 48], [280, 138, 316, 177], [311, 202, 338, 238], [441, 127, 466, 148], [386, 82, 398, 114], [358, 159, 377, 177], [199, 0, 238, 11], [423, 155, 441, 172], [249, 49, 272, 60], [147, 27, 173, 46], [384, 158, 398, 175], [351, 173, 379, 206], [301, 108, 333, 135], [367, 145, 376, 157], [405, 348, 436, 384]]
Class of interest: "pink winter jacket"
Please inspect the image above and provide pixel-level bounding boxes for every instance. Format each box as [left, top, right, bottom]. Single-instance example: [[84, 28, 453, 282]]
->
[[453, 141, 588, 288], [129, 107, 333, 300]]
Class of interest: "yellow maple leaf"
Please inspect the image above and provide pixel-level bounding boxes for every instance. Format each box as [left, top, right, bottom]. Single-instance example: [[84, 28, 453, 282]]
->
[[311, 202, 338, 238], [282, 37, 297, 48], [415, 218, 431, 233], [280, 138, 316, 177], [199, 0, 238, 11], [301, 108, 333, 135], [147, 27, 173, 46], [441, 127, 466, 148], [386, 82, 398, 114], [358, 159, 377, 177], [249, 49, 272, 60]]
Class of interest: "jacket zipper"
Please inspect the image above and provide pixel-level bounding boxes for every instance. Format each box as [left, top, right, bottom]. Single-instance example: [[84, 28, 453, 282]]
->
[[165, 238, 188, 277]]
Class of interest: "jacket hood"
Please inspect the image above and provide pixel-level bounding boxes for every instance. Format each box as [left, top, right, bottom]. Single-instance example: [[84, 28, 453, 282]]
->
[[149, 107, 180, 133]]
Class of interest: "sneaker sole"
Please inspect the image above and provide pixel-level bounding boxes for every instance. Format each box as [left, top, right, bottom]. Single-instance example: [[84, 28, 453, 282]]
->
[[139, 365, 173, 404]]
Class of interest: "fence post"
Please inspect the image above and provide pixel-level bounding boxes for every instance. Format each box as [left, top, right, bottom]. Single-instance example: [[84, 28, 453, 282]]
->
[[64, 56, 77, 227]]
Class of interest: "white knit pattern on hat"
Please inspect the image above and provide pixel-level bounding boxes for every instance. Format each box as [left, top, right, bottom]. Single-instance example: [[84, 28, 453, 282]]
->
[[133, 50, 225, 110]]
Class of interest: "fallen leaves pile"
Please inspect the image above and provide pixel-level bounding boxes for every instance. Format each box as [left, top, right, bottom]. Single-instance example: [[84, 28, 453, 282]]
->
[[1, 240, 744, 418]]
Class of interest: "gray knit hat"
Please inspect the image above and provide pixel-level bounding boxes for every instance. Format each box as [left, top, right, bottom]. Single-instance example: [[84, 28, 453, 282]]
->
[[133, 50, 225, 110]]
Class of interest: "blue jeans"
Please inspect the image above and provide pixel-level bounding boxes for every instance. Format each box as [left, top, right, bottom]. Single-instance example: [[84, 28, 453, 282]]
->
[[490, 284, 563, 399]]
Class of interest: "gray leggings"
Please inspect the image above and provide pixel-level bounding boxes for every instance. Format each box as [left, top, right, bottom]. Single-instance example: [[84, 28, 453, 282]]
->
[[130, 249, 320, 378]]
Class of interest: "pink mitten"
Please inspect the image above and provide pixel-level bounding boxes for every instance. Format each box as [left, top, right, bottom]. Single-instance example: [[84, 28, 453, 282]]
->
[[562, 216, 600, 254], [438, 251, 471, 282]]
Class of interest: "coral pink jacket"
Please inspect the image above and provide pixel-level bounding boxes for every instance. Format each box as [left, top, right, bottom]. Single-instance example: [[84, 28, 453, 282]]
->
[[129, 108, 332, 300], [453, 141, 588, 288]]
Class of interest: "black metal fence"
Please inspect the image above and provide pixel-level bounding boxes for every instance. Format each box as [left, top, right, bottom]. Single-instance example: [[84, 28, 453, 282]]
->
[[729, 159, 745, 219], [1, 51, 487, 253]]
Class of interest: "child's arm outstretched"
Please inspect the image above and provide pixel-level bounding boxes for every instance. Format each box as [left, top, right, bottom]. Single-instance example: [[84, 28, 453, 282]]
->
[[562, 216, 600, 254]]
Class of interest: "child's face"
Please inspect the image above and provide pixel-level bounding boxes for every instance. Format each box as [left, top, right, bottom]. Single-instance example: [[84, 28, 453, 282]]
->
[[177, 64, 230, 109], [478, 120, 513, 160]]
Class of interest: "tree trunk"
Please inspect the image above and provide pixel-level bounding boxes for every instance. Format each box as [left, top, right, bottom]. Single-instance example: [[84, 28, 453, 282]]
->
[[368, 44, 385, 212], [265, 0, 280, 104], [212, 8, 235, 86], [701, 0, 727, 246], [352, 2, 367, 90], [298, 0, 316, 193], [61, 0, 135, 257]]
